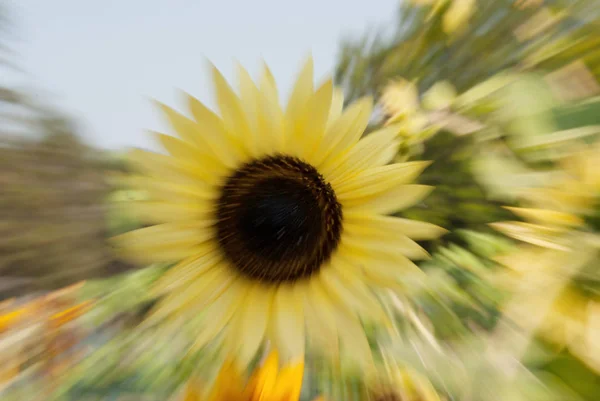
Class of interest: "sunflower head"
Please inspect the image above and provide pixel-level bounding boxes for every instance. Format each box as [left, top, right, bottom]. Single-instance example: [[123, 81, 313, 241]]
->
[[115, 58, 444, 368]]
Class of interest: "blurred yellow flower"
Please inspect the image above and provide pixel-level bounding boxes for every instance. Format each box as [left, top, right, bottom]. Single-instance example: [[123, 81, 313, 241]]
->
[[492, 141, 600, 250], [115, 59, 445, 368], [379, 79, 444, 152], [0, 284, 94, 387], [380, 78, 420, 123], [442, 0, 476, 35], [176, 350, 313, 401], [370, 362, 442, 401], [408, 0, 476, 35], [422, 81, 457, 111]]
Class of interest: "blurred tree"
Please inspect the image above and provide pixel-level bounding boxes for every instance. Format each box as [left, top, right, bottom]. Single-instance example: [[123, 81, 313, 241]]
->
[[0, 107, 140, 299], [0, 2, 139, 299], [335, 0, 600, 103]]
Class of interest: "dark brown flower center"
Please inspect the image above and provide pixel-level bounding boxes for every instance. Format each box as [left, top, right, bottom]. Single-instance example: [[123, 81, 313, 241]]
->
[[215, 154, 343, 283]]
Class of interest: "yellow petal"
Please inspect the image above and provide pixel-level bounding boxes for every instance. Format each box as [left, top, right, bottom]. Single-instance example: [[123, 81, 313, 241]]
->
[[334, 161, 431, 200], [111, 224, 213, 264], [271, 286, 305, 363], [154, 132, 228, 183], [303, 281, 340, 357], [189, 280, 248, 353], [248, 350, 280, 401], [260, 62, 280, 106], [126, 174, 216, 204], [152, 263, 234, 322], [128, 201, 214, 225], [154, 249, 220, 294], [237, 63, 260, 139], [339, 243, 424, 288], [318, 266, 385, 320], [351, 232, 428, 262], [208, 360, 245, 401], [504, 207, 583, 228], [232, 284, 274, 368], [325, 88, 345, 131], [346, 184, 433, 215], [257, 75, 286, 154], [212, 65, 254, 158], [113, 223, 212, 249], [312, 97, 373, 167], [321, 124, 400, 184], [490, 221, 569, 250], [128, 149, 209, 188], [336, 310, 374, 373], [344, 222, 430, 260], [187, 93, 242, 167], [269, 360, 304, 401], [344, 212, 447, 240], [155, 102, 205, 147], [294, 79, 334, 161], [285, 57, 314, 124]]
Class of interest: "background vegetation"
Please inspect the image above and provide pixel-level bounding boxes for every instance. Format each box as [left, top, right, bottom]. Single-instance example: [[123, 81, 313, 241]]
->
[[2, 0, 600, 400]]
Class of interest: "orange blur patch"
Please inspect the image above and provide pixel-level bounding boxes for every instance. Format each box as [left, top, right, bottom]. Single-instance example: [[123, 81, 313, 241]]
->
[[50, 300, 94, 327]]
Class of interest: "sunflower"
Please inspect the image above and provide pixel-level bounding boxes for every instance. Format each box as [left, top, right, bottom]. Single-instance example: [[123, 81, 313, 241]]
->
[[114, 59, 445, 367], [174, 349, 317, 401]]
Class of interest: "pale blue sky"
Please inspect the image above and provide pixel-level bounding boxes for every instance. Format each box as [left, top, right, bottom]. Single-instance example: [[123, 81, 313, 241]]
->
[[14, 0, 396, 150]]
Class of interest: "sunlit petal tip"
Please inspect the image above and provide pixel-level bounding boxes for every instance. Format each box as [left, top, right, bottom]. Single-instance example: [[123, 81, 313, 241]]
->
[[300, 53, 314, 73], [210, 65, 229, 88], [153, 99, 178, 117], [260, 60, 276, 82], [296, 56, 314, 85], [436, 226, 450, 236], [418, 159, 433, 169], [235, 62, 253, 82]]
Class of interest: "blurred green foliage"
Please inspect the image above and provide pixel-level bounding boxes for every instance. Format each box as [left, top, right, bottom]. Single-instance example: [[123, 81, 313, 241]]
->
[[334, 0, 600, 244]]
